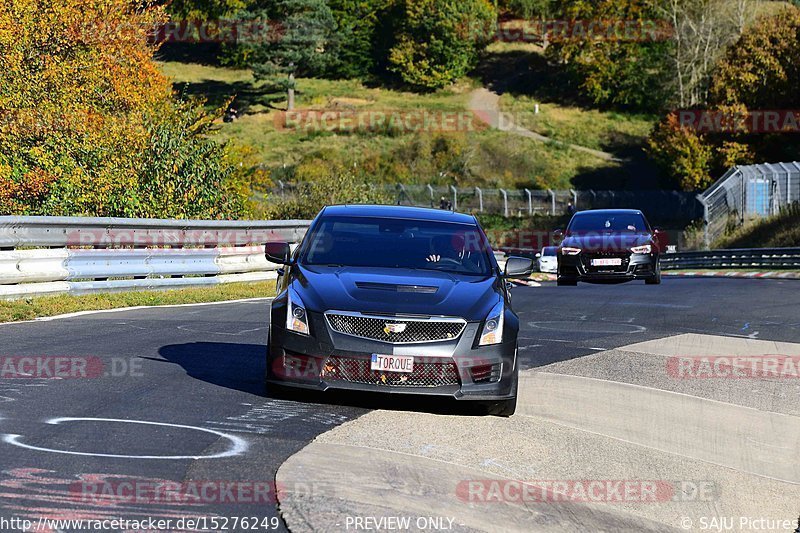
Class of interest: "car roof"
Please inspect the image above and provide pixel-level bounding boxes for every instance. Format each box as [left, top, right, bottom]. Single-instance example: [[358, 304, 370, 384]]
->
[[320, 205, 477, 224], [572, 209, 645, 216]]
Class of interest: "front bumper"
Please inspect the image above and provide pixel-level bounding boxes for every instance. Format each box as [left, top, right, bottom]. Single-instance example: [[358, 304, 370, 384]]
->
[[267, 312, 517, 401], [559, 252, 659, 281]]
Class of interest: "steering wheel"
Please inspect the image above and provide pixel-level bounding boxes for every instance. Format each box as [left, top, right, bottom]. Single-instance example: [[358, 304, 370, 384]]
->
[[430, 257, 462, 267]]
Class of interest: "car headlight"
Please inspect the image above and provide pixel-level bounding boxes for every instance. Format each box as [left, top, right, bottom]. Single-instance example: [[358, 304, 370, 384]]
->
[[478, 300, 504, 346], [561, 247, 581, 256], [286, 286, 309, 335], [631, 245, 652, 254]]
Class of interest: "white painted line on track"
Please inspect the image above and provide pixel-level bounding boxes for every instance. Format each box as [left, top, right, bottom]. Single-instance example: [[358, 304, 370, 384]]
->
[[2, 417, 248, 460]]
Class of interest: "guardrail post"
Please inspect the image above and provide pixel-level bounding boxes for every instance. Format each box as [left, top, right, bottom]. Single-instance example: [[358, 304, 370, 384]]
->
[[475, 187, 483, 212], [450, 185, 458, 212], [397, 184, 406, 206], [740, 169, 746, 224], [697, 195, 710, 250], [500, 189, 509, 218], [547, 189, 556, 216], [427, 184, 434, 207], [524, 189, 532, 216], [570, 189, 578, 209]]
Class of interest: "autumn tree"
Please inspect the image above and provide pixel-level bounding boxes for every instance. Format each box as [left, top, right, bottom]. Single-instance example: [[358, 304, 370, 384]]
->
[[648, 6, 800, 190], [647, 113, 713, 190], [709, 6, 800, 109], [0, 0, 247, 217], [545, 0, 672, 111], [657, 0, 755, 108]]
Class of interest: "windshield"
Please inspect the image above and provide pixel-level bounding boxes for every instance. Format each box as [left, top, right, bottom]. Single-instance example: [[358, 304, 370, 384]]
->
[[568, 212, 649, 234], [542, 247, 557, 257], [301, 216, 493, 276]]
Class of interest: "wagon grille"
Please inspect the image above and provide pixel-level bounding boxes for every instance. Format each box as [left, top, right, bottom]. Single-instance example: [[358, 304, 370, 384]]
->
[[325, 312, 466, 344], [322, 356, 460, 388]]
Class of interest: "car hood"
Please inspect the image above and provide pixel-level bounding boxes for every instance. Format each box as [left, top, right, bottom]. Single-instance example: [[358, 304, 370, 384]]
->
[[293, 265, 500, 322], [561, 233, 654, 253]]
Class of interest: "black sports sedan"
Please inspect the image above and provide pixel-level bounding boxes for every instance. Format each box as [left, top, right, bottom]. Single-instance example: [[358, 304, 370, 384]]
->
[[557, 209, 663, 286], [264, 205, 533, 416]]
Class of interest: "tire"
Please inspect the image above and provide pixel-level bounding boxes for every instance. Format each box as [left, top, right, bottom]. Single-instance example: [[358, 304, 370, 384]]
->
[[645, 262, 662, 285], [557, 277, 578, 286], [264, 335, 293, 398], [487, 396, 517, 417], [264, 332, 274, 394]]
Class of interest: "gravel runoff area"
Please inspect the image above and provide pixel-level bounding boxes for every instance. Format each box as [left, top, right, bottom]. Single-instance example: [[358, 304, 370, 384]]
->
[[277, 333, 800, 533]]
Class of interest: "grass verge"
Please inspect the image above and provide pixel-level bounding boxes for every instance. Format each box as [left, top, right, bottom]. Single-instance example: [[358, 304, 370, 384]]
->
[[159, 61, 622, 189], [0, 282, 276, 324], [714, 205, 800, 249]]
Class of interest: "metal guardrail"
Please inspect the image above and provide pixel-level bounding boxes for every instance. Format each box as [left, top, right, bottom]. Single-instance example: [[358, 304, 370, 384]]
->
[[0, 216, 311, 299], [698, 162, 800, 248], [498, 244, 800, 272], [661, 248, 800, 270], [2, 217, 795, 299]]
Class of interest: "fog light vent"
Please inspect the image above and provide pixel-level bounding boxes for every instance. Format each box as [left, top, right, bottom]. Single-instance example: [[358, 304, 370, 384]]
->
[[471, 363, 501, 383]]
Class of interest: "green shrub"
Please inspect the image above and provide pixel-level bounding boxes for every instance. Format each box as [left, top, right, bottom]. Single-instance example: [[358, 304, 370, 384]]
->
[[388, 0, 497, 90], [261, 158, 393, 219]]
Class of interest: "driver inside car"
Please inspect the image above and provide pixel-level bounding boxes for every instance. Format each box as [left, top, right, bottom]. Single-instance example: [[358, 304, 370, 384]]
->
[[426, 234, 466, 264]]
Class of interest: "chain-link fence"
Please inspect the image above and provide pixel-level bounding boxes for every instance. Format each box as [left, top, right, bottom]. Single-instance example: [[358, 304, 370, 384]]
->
[[699, 162, 800, 248], [268, 183, 702, 226]]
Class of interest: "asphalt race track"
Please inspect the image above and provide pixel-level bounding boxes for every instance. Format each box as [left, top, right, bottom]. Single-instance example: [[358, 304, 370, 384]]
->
[[1, 277, 799, 532]]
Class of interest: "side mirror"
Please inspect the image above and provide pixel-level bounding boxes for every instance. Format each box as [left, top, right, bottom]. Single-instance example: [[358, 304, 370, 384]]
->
[[653, 229, 666, 252], [505, 256, 534, 278], [265, 241, 292, 265], [535, 253, 542, 259]]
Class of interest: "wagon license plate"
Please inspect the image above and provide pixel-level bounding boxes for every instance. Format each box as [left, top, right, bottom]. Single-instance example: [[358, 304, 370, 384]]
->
[[371, 354, 414, 373], [591, 258, 623, 266]]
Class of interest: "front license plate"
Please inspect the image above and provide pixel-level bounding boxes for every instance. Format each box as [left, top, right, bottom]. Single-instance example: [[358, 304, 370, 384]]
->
[[592, 258, 622, 266], [371, 354, 414, 373]]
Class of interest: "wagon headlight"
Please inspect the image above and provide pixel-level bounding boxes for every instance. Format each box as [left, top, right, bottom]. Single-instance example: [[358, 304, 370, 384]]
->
[[286, 286, 309, 335], [631, 245, 652, 254], [561, 247, 581, 255], [479, 300, 504, 346]]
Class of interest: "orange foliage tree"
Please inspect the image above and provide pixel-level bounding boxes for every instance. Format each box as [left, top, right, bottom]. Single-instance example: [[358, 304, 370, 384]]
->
[[0, 0, 248, 217]]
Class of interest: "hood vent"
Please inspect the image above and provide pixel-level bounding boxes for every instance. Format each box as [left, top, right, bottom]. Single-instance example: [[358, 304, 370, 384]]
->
[[355, 282, 438, 294]]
